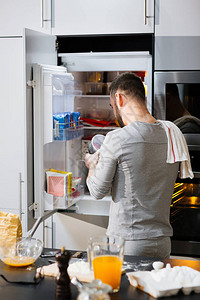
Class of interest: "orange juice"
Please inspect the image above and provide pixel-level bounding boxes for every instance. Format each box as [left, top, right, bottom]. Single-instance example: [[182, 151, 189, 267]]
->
[[92, 255, 123, 291], [3, 256, 35, 267]]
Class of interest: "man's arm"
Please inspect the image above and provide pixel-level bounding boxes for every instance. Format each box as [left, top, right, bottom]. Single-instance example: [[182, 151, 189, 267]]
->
[[84, 133, 119, 199]]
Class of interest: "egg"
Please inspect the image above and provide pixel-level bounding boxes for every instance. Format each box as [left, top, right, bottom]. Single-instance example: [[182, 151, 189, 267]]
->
[[152, 261, 164, 270]]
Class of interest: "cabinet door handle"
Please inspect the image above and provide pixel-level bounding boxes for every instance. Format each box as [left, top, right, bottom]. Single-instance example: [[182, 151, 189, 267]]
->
[[51, 0, 55, 28], [41, 0, 53, 28], [144, 0, 154, 25], [144, 0, 147, 25], [41, 0, 44, 27], [155, 0, 160, 25], [19, 172, 24, 221]]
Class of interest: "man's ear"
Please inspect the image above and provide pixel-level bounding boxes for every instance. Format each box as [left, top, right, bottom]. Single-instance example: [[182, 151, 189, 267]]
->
[[115, 93, 124, 108]]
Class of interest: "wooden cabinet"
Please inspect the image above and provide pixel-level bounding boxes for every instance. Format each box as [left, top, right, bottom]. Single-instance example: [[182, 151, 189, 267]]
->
[[52, 0, 154, 36], [0, 0, 52, 36]]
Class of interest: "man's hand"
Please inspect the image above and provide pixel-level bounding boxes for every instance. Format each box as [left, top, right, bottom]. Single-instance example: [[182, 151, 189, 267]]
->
[[85, 151, 100, 179]]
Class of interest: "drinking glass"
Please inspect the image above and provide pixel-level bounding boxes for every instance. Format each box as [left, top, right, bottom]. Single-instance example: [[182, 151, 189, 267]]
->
[[87, 236, 125, 293]]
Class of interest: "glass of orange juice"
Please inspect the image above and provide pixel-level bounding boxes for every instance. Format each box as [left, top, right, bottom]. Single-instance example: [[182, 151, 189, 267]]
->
[[88, 236, 124, 293]]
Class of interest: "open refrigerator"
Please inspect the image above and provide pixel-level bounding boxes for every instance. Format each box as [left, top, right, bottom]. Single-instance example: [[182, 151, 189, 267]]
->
[[25, 29, 152, 244]]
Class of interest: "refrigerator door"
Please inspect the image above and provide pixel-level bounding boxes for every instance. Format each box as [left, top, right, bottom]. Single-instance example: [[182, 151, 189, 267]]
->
[[25, 28, 58, 229], [32, 64, 68, 219]]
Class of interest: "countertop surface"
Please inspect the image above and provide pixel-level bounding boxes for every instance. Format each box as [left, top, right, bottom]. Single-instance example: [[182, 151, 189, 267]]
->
[[1, 250, 200, 300]]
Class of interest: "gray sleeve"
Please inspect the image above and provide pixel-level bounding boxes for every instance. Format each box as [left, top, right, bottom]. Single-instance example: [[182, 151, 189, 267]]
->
[[86, 131, 121, 199]]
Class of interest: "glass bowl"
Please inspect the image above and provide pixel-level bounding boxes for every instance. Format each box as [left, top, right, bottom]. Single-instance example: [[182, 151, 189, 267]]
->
[[0, 237, 43, 267]]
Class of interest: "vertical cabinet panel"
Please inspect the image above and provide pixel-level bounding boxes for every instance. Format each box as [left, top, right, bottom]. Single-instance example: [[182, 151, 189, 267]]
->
[[0, 38, 25, 217], [52, 0, 154, 35]]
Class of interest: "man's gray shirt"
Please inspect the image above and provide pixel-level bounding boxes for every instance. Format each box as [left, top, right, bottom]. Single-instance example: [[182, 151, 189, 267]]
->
[[87, 121, 179, 240]]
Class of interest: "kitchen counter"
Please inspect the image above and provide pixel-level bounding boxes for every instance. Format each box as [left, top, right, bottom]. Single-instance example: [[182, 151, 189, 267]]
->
[[1, 251, 200, 300]]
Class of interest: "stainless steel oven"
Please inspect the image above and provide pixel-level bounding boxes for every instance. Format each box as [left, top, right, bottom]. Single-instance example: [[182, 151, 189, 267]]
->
[[154, 71, 200, 122], [154, 71, 200, 257]]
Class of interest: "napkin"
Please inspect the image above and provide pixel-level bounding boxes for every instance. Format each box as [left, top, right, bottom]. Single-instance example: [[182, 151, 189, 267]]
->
[[159, 120, 194, 179]]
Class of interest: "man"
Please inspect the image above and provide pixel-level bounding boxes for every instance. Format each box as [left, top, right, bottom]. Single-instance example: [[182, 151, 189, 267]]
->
[[85, 72, 192, 259]]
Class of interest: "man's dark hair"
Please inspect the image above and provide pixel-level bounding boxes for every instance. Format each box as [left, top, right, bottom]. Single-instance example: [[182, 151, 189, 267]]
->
[[109, 72, 145, 101]]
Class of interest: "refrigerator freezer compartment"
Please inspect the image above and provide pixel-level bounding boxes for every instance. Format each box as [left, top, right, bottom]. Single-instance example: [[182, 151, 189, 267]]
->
[[53, 124, 84, 141]]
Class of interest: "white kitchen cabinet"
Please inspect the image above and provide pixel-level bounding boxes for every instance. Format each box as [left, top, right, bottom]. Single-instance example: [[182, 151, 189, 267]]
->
[[154, 0, 200, 70], [52, 0, 154, 36], [0, 38, 26, 229], [155, 0, 200, 36], [0, 0, 52, 36]]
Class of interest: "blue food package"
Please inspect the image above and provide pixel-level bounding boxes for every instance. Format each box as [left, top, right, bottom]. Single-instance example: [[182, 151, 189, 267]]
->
[[53, 112, 72, 129], [71, 112, 81, 138], [72, 112, 81, 127], [53, 111, 82, 140], [53, 112, 72, 140]]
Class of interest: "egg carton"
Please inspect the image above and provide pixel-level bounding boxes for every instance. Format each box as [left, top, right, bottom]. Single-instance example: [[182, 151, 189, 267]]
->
[[127, 263, 200, 298]]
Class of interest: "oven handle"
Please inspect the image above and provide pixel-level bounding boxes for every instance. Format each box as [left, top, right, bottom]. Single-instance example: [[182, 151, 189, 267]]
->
[[192, 172, 200, 179]]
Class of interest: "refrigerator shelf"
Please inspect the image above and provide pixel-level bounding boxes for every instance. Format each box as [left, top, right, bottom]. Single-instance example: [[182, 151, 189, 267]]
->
[[83, 126, 117, 130], [75, 95, 110, 99], [53, 124, 84, 141]]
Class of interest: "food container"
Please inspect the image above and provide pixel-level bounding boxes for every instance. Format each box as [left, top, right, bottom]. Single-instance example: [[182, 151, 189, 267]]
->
[[88, 134, 105, 154], [86, 72, 104, 83], [46, 170, 72, 197], [84, 82, 107, 95]]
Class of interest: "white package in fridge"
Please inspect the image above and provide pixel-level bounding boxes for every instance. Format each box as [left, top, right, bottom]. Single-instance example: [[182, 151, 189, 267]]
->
[[46, 171, 72, 197]]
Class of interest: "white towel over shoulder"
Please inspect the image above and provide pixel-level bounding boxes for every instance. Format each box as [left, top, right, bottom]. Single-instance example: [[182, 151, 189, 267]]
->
[[159, 120, 194, 179]]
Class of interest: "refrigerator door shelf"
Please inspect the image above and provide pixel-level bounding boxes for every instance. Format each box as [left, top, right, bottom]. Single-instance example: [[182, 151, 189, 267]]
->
[[33, 63, 68, 146], [44, 185, 84, 210], [53, 124, 84, 141], [74, 195, 111, 216]]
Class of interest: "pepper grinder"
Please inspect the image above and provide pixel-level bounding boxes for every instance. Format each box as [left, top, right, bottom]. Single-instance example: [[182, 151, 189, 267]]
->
[[55, 246, 72, 299]]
